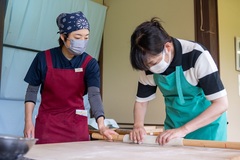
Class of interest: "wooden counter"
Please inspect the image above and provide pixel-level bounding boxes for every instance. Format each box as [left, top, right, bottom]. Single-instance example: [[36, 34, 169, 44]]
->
[[25, 140, 240, 160]]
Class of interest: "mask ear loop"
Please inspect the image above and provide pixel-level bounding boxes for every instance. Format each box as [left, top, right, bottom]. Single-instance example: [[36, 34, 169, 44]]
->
[[63, 38, 72, 49], [161, 49, 166, 63], [165, 48, 171, 64]]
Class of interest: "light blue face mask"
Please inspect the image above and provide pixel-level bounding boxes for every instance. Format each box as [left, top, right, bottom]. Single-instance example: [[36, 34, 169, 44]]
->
[[66, 39, 89, 56]]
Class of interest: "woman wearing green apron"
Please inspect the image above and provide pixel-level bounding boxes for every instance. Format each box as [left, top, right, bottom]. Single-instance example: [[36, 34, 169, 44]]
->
[[129, 18, 228, 145]]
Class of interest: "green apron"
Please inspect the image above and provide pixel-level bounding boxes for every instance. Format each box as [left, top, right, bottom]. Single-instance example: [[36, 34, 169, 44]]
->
[[153, 66, 227, 141]]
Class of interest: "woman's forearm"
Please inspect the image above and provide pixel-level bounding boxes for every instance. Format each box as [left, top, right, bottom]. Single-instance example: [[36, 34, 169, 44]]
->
[[182, 95, 228, 134]]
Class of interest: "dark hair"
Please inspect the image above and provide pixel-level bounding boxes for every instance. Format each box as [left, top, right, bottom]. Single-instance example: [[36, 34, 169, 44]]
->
[[58, 34, 69, 47], [130, 17, 172, 70]]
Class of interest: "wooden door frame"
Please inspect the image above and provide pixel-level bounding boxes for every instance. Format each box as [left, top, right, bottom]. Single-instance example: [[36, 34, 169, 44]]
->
[[194, 0, 219, 69], [0, 0, 6, 85]]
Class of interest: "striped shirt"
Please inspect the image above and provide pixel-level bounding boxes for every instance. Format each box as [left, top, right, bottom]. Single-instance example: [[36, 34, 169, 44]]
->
[[136, 38, 227, 102]]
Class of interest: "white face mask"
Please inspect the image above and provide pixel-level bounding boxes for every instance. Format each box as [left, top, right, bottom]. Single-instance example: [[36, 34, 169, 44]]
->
[[149, 48, 171, 74], [65, 39, 89, 56]]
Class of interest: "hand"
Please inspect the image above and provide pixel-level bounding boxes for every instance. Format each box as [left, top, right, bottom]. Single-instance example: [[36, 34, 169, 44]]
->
[[156, 126, 188, 145], [130, 125, 146, 144], [99, 126, 118, 142], [24, 121, 35, 138]]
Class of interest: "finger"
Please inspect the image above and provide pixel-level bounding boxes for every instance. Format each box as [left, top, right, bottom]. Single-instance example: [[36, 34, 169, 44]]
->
[[162, 134, 169, 145], [110, 130, 119, 135], [165, 137, 171, 144], [158, 136, 163, 145], [138, 130, 146, 144], [138, 131, 145, 144], [26, 132, 31, 138], [163, 132, 174, 145], [129, 132, 133, 141], [30, 130, 35, 138], [162, 137, 167, 145], [107, 135, 113, 141], [104, 132, 113, 140], [24, 132, 28, 138], [136, 132, 140, 142], [158, 132, 166, 145], [107, 130, 119, 140], [139, 130, 144, 141], [137, 131, 143, 143], [155, 135, 160, 144], [132, 132, 138, 143], [32, 133, 35, 138], [165, 132, 174, 144]]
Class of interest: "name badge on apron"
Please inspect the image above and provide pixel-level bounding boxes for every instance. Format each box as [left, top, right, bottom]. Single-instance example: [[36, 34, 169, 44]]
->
[[76, 109, 88, 117], [75, 68, 83, 72]]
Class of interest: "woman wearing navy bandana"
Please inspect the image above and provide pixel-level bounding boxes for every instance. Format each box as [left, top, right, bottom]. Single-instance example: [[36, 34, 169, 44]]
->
[[23, 11, 117, 144], [129, 17, 228, 145]]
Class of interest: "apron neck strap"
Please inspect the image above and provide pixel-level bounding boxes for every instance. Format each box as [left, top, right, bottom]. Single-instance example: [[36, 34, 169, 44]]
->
[[176, 66, 185, 104]]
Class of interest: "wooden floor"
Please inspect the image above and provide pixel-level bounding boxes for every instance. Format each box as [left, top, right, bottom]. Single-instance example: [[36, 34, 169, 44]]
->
[[25, 140, 240, 160]]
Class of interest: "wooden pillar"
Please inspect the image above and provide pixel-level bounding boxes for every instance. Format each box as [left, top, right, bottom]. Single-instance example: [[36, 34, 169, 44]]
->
[[0, 0, 6, 83], [194, 0, 219, 69]]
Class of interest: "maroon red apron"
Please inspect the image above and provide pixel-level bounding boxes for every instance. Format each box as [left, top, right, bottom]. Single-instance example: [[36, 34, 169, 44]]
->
[[35, 50, 92, 144]]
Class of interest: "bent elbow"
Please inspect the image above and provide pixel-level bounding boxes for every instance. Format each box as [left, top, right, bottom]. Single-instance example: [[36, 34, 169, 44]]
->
[[220, 96, 229, 112]]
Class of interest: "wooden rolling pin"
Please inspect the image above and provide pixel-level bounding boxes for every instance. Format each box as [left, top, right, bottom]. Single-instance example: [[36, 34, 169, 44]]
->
[[90, 128, 161, 136], [92, 133, 240, 150]]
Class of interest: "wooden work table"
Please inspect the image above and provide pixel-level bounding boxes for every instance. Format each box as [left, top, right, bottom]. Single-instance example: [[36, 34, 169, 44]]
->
[[25, 140, 240, 160]]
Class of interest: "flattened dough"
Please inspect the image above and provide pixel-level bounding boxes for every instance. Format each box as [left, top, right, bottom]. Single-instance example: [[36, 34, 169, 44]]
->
[[123, 134, 183, 146]]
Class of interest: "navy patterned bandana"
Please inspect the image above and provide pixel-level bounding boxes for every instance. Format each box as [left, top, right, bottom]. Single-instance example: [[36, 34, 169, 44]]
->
[[56, 11, 90, 34]]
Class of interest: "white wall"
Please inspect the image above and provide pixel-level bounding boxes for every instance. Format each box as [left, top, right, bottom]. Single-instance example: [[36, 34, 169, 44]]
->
[[218, 0, 240, 142]]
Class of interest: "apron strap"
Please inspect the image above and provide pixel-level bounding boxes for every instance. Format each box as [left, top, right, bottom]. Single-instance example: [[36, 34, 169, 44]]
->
[[176, 66, 185, 104], [45, 50, 53, 69], [80, 55, 92, 68]]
